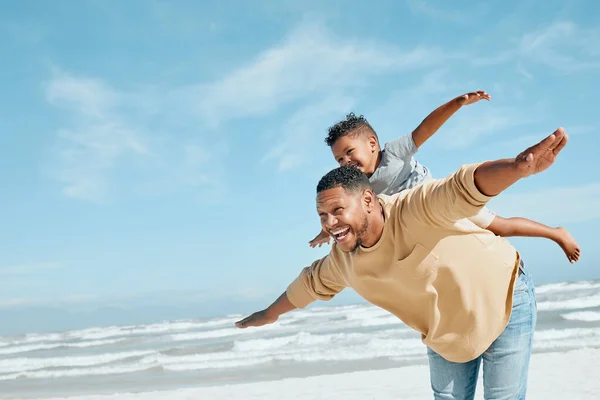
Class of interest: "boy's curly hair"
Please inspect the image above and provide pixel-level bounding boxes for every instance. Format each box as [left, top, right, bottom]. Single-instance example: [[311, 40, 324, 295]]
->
[[325, 113, 377, 147]]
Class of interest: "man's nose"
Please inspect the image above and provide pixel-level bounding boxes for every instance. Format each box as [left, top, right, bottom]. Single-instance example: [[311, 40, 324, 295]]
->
[[324, 214, 338, 228]]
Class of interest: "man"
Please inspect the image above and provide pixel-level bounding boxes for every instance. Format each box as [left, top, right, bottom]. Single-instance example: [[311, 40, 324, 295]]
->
[[236, 128, 569, 399]]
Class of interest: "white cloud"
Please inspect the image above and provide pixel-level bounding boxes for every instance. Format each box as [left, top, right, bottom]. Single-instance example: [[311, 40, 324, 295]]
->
[[439, 107, 538, 150], [263, 94, 356, 171], [45, 72, 154, 202], [180, 141, 228, 189], [518, 21, 600, 72], [185, 23, 441, 126], [46, 74, 118, 118], [488, 183, 600, 225], [46, 20, 597, 187], [45, 72, 221, 202], [490, 125, 595, 152]]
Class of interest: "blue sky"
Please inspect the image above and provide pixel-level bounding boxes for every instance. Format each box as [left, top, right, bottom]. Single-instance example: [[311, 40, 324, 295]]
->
[[1, 0, 599, 333]]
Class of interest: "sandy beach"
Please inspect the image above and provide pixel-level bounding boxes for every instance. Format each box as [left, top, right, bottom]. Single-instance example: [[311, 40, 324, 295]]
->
[[35, 348, 599, 400]]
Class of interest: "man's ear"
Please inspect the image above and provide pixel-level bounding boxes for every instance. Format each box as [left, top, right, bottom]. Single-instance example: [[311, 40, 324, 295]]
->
[[362, 189, 376, 212]]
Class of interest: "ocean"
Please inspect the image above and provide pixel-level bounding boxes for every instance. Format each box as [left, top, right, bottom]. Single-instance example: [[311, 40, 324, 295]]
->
[[2, 280, 600, 399]]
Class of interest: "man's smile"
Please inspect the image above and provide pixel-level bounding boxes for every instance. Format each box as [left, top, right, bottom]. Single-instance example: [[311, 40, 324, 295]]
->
[[330, 226, 351, 242]]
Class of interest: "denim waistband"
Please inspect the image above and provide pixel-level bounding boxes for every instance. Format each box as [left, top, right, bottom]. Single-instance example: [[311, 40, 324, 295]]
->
[[518, 258, 525, 276]]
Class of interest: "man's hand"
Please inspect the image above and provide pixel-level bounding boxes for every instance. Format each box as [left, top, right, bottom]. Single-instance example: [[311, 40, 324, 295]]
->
[[309, 230, 331, 248], [235, 292, 296, 329], [515, 127, 568, 178], [235, 309, 278, 329], [474, 127, 568, 197], [456, 90, 491, 106]]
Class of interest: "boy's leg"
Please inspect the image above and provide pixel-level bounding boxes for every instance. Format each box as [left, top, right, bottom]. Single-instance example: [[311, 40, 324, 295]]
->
[[427, 347, 480, 400], [487, 215, 580, 263], [482, 262, 537, 400]]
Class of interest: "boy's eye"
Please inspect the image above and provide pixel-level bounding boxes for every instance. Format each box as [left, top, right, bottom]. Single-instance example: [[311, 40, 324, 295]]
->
[[347, 149, 353, 154]]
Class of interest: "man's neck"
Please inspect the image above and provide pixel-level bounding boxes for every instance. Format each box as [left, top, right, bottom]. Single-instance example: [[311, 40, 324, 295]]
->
[[361, 202, 386, 248]]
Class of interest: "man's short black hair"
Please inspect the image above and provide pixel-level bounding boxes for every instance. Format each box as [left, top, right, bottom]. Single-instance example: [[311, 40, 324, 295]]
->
[[325, 112, 377, 147], [317, 165, 372, 194]]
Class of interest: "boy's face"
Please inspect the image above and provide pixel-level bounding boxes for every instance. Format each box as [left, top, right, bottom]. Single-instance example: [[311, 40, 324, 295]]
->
[[331, 131, 379, 176]]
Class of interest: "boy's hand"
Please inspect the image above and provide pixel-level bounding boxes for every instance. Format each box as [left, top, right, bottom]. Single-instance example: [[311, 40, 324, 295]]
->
[[456, 90, 491, 106], [309, 230, 331, 248]]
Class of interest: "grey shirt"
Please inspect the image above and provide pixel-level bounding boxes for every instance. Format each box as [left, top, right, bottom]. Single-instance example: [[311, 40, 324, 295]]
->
[[369, 134, 432, 195]]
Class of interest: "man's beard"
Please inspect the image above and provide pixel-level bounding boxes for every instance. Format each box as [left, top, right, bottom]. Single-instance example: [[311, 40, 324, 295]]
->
[[350, 215, 370, 252]]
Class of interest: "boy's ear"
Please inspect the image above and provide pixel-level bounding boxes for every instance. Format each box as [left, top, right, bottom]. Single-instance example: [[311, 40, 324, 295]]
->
[[368, 135, 379, 152]]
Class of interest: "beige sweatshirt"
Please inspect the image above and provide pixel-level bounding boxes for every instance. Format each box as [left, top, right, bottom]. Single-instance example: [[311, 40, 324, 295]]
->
[[286, 163, 520, 363]]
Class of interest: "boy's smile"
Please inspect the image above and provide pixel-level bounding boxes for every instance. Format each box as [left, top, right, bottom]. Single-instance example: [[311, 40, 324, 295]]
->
[[331, 131, 380, 177]]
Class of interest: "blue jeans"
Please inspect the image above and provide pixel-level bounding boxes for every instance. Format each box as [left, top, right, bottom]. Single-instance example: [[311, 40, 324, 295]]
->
[[427, 264, 537, 400]]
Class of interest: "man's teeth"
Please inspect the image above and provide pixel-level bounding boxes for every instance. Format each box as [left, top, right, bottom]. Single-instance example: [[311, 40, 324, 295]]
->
[[331, 227, 350, 238]]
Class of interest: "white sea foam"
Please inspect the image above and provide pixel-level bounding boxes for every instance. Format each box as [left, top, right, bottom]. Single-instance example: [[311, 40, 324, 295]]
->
[[561, 311, 600, 322], [0, 350, 154, 374], [1, 280, 599, 386], [0, 363, 152, 381], [138, 333, 426, 372], [232, 331, 365, 352], [535, 281, 600, 295], [169, 322, 284, 342], [0, 338, 126, 355], [170, 328, 245, 342], [0, 317, 239, 347], [3, 325, 599, 381], [534, 328, 600, 341], [537, 294, 600, 311], [66, 318, 237, 341], [361, 315, 404, 327]]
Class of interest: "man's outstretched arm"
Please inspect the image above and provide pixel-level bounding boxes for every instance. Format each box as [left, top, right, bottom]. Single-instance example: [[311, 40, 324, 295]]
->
[[474, 127, 568, 196], [235, 291, 296, 329], [402, 127, 569, 227], [235, 256, 347, 329]]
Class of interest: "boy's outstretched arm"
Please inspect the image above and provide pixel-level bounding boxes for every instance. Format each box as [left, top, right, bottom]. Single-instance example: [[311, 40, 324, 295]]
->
[[412, 90, 491, 148], [235, 291, 296, 328]]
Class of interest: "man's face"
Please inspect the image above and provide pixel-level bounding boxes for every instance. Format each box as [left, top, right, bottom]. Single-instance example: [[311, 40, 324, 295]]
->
[[317, 186, 371, 252], [331, 131, 379, 176]]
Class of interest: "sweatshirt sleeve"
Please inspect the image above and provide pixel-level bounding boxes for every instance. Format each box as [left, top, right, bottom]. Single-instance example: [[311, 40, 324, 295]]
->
[[400, 162, 494, 228], [285, 254, 348, 309]]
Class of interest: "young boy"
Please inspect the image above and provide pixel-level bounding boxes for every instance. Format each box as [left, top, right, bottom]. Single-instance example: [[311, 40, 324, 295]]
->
[[309, 91, 581, 263]]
